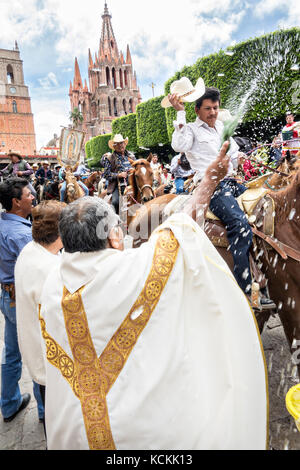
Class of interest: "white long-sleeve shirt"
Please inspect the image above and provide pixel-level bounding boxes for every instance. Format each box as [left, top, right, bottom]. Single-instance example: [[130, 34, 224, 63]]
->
[[171, 111, 239, 181]]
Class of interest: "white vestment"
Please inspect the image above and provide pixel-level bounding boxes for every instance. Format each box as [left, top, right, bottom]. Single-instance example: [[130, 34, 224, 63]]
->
[[40, 212, 268, 450], [15, 241, 61, 385]]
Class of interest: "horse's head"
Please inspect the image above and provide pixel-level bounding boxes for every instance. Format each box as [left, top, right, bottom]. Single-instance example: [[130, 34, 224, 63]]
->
[[130, 159, 155, 203]]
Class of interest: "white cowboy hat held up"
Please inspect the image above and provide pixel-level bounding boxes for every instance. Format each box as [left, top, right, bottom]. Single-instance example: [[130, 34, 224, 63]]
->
[[108, 134, 129, 150], [161, 77, 205, 108]]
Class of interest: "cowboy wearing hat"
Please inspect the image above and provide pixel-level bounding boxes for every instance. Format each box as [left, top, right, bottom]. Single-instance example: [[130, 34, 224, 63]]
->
[[0, 152, 34, 180], [35, 161, 53, 185], [164, 76, 275, 311], [0, 151, 37, 200], [103, 134, 135, 214]]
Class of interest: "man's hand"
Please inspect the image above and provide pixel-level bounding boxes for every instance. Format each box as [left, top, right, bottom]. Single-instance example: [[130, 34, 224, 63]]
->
[[118, 172, 127, 179], [17, 171, 23, 176], [168, 93, 185, 112]]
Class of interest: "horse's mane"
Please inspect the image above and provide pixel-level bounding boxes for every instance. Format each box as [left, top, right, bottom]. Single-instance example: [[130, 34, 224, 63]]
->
[[269, 168, 300, 225]]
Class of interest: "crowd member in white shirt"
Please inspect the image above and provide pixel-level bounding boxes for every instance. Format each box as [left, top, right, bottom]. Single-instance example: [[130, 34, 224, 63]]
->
[[149, 154, 162, 188], [160, 165, 173, 186], [166, 83, 275, 310], [15, 200, 66, 434]]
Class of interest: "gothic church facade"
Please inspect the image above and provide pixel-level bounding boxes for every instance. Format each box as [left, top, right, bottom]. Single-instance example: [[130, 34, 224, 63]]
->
[[69, 2, 142, 142]]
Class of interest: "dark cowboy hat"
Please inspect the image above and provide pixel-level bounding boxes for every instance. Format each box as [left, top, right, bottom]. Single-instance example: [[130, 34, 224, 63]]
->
[[8, 151, 23, 160]]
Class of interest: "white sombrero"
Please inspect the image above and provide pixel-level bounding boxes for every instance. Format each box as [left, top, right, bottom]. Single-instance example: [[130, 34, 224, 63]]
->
[[161, 76, 205, 108], [108, 134, 129, 150]]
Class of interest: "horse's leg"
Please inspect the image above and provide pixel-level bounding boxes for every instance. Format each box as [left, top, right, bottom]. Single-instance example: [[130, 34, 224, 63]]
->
[[264, 257, 300, 379]]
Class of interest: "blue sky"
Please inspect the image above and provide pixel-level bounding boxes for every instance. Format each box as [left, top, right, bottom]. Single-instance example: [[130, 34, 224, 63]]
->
[[0, 0, 299, 149]]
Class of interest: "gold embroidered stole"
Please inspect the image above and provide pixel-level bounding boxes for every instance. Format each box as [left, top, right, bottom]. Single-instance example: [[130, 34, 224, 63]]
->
[[39, 228, 179, 450]]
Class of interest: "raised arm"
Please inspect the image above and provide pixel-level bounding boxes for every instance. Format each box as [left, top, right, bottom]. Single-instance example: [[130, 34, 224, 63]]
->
[[169, 94, 194, 154], [183, 141, 230, 223]]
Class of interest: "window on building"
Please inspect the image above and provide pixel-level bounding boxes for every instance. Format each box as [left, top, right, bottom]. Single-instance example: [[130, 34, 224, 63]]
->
[[113, 98, 118, 117], [129, 98, 133, 114], [7, 65, 14, 84], [112, 68, 116, 89], [108, 97, 112, 116], [123, 99, 127, 115], [12, 100, 17, 113], [119, 70, 123, 89], [106, 67, 111, 86], [124, 70, 128, 87]]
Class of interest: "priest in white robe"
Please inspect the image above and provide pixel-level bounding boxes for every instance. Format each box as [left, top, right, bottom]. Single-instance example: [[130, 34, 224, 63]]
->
[[39, 142, 268, 450]]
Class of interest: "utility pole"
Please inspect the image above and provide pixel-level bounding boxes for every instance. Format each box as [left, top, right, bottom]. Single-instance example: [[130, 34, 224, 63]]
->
[[150, 82, 156, 97]]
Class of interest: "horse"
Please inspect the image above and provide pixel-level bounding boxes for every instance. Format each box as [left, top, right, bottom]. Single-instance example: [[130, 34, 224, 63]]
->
[[42, 179, 60, 201], [262, 157, 300, 191], [128, 167, 300, 377], [98, 158, 155, 202], [64, 170, 85, 203], [82, 171, 102, 196]]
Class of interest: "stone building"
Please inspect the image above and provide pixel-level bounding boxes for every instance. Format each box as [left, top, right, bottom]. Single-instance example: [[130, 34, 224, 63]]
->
[[0, 42, 36, 155], [69, 2, 142, 142]]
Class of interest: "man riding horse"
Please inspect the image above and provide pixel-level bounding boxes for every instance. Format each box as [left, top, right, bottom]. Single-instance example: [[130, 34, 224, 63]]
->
[[103, 134, 136, 214], [163, 76, 275, 310]]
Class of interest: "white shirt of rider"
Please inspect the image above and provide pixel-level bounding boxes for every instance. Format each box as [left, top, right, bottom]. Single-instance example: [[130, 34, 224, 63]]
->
[[171, 110, 239, 180]]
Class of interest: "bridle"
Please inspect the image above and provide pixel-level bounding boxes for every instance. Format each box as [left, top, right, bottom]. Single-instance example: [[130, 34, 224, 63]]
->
[[138, 183, 155, 199]]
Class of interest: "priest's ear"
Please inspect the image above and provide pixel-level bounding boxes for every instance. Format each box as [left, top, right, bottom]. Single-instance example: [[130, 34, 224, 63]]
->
[[107, 225, 124, 251]]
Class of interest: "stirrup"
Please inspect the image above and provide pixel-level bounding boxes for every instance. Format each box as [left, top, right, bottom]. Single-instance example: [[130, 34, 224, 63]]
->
[[250, 282, 276, 311]]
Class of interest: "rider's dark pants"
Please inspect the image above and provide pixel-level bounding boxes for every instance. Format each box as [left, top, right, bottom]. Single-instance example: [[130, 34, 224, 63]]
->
[[111, 184, 126, 215], [112, 187, 120, 214], [209, 178, 253, 294]]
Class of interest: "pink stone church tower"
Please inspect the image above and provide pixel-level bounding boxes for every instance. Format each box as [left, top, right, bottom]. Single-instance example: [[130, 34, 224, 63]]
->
[[69, 2, 142, 142]]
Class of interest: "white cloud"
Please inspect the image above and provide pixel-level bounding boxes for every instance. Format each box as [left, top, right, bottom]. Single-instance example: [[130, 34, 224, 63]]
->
[[0, 0, 56, 47], [254, 0, 300, 27], [31, 96, 69, 149], [38, 72, 59, 89]]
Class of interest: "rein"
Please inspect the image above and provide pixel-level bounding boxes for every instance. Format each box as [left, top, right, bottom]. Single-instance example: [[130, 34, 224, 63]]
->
[[252, 226, 300, 263]]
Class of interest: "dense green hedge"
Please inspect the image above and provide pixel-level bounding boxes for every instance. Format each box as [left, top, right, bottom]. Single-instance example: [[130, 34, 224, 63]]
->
[[136, 96, 169, 148], [85, 140, 92, 163], [87, 133, 111, 167], [164, 27, 300, 140], [111, 113, 138, 153]]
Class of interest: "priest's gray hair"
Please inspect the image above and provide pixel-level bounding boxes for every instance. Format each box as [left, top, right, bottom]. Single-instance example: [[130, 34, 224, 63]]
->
[[59, 196, 121, 253]]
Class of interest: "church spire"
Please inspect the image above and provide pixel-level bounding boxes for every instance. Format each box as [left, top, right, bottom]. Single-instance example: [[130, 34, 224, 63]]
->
[[100, 1, 119, 61], [126, 45, 132, 65], [73, 57, 83, 90]]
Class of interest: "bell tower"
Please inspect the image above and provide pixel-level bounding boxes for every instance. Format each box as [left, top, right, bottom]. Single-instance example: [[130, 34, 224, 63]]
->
[[0, 42, 36, 155], [69, 1, 142, 142]]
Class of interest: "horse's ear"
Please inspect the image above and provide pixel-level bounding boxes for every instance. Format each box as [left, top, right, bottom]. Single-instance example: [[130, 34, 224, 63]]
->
[[128, 157, 135, 165], [147, 153, 153, 162]]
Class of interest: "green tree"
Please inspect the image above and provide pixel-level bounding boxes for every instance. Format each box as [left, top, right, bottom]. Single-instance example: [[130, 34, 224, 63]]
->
[[69, 107, 83, 128]]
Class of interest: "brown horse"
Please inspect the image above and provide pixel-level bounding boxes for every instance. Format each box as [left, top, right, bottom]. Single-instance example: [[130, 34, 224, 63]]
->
[[83, 171, 102, 195], [98, 158, 155, 228], [64, 170, 85, 203], [128, 168, 300, 376], [262, 157, 300, 191]]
